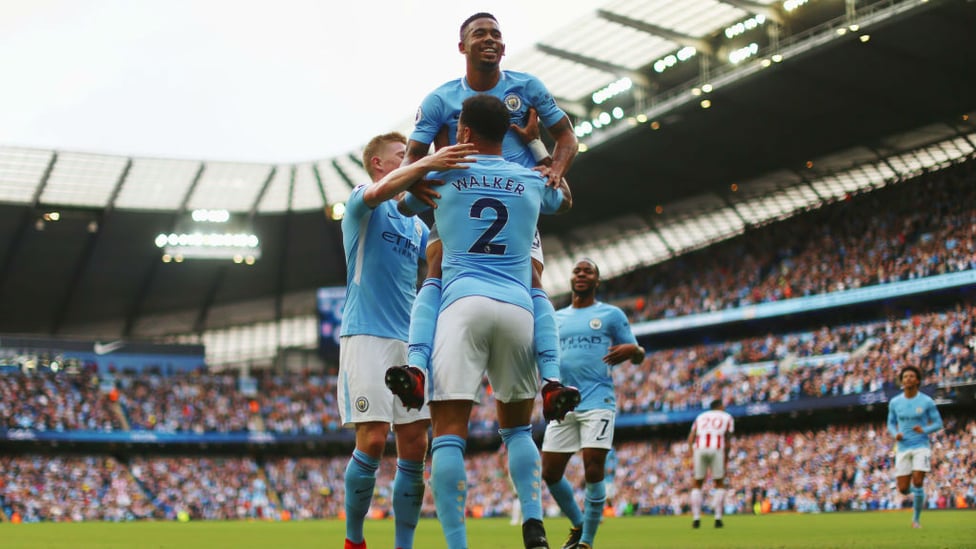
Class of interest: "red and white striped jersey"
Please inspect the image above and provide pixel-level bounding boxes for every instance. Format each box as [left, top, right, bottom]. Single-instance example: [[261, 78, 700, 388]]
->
[[691, 410, 734, 450]]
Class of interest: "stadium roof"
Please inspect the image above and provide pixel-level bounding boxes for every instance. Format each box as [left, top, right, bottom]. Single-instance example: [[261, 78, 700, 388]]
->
[[0, 0, 974, 340]]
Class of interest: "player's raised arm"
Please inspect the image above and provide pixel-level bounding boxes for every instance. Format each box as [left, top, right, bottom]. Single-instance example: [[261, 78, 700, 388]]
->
[[365, 143, 475, 208], [546, 115, 578, 184]]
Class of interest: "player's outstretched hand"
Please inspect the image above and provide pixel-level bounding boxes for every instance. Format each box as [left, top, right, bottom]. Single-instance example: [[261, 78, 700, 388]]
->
[[408, 179, 444, 209], [409, 143, 477, 208], [420, 142, 477, 171]]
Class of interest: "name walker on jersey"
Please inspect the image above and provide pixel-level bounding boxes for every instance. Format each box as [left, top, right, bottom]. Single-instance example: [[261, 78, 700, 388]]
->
[[452, 175, 526, 196]]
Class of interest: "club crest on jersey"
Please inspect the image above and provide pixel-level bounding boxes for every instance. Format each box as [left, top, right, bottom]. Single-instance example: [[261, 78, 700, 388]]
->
[[503, 94, 523, 112], [589, 318, 602, 330], [916, 407, 922, 413], [356, 396, 369, 413]]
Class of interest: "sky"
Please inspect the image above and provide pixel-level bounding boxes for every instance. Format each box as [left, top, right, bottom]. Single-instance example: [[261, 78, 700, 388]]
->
[[0, 0, 599, 164]]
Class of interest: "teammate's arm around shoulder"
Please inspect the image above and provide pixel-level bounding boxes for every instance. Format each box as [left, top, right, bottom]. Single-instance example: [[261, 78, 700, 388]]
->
[[367, 143, 475, 209]]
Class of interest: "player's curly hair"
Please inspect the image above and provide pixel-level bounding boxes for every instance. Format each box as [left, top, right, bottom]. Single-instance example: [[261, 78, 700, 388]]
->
[[460, 12, 497, 40], [899, 365, 923, 383], [362, 132, 407, 179]]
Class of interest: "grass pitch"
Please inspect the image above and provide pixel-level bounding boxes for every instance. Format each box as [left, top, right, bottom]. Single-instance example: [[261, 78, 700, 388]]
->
[[2, 510, 973, 548]]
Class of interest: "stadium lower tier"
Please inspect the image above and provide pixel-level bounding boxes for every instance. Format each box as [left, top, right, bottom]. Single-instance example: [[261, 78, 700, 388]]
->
[[1, 416, 972, 523]]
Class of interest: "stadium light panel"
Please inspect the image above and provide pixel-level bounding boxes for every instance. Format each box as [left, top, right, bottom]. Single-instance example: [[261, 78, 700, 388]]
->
[[729, 43, 759, 64], [591, 77, 633, 105], [328, 202, 346, 221], [784, 0, 810, 12], [725, 14, 767, 39]]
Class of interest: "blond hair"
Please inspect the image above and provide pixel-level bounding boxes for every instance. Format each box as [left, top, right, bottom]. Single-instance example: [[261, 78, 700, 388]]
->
[[362, 132, 407, 179]]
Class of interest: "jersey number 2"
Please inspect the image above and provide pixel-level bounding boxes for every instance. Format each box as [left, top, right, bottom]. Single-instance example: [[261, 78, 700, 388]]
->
[[468, 198, 508, 255]]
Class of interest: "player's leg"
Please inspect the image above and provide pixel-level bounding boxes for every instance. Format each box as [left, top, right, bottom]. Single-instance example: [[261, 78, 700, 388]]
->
[[910, 449, 931, 528], [338, 335, 401, 548], [711, 454, 727, 527], [427, 296, 489, 549], [530, 249, 560, 382], [429, 400, 474, 549], [712, 478, 726, 527], [344, 422, 387, 548], [690, 450, 708, 528], [391, 414, 430, 549], [541, 423, 583, 549], [577, 410, 613, 547], [489, 302, 549, 549], [910, 470, 927, 528], [387, 238, 442, 409]]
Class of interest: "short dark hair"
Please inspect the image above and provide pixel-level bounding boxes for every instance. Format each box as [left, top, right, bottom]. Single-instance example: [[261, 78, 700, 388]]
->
[[576, 257, 600, 277], [899, 365, 922, 383], [459, 94, 509, 143], [709, 399, 723, 410], [460, 12, 497, 40]]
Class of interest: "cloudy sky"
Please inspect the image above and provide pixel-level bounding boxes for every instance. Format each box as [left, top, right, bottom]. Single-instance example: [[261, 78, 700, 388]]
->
[[0, 0, 598, 163]]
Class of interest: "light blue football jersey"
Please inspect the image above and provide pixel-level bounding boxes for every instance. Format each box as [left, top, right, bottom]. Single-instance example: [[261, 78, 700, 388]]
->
[[886, 391, 943, 451], [555, 302, 638, 412], [424, 155, 564, 312], [411, 70, 566, 169], [340, 184, 429, 340]]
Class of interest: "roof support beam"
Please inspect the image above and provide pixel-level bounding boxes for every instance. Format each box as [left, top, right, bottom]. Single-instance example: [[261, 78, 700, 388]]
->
[[0, 152, 57, 301], [716, 0, 785, 25], [51, 158, 132, 334], [597, 10, 713, 56], [275, 166, 297, 332], [248, 166, 277, 219], [534, 44, 655, 91]]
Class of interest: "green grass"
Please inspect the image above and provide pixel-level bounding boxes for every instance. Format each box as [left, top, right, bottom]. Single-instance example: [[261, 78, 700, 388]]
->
[[2, 511, 974, 548]]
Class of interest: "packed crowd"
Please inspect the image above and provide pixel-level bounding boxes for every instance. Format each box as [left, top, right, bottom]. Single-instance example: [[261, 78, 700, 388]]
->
[[0, 455, 155, 522], [0, 370, 122, 431], [465, 300, 976, 426], [599, 158, 976, 322], [3, 416, 972, 522], [3, 299, 973, 434]]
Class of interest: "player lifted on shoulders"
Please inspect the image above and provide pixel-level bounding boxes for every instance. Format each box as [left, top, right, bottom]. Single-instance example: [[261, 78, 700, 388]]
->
[[385, 12, 580, 424], [404, 94, 572, 549]]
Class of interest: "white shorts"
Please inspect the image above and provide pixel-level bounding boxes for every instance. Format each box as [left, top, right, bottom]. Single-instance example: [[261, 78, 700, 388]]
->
[[693, 448, 727, 480], [542, 408, 615, 452], [430, 224, 544, 266], [894, 447, 932, 476], [430, 296, 537, 402], [338, 335, 430, 427]]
